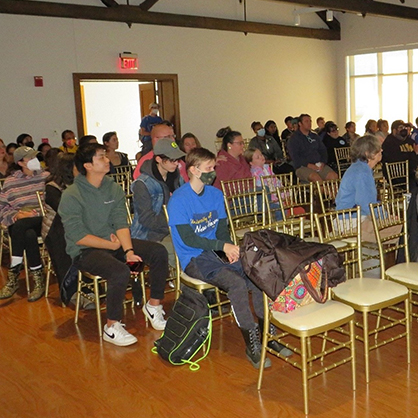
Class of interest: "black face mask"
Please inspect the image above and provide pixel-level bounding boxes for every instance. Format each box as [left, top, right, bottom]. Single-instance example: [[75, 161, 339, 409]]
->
[[399, 129, 408, 138], [25, 141, 35, 148]]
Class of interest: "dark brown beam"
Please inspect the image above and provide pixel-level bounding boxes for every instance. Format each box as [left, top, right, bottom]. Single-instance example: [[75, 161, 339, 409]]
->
[[139, 0, 160, 12], [276, 0, 418, 21], [0, 0, 339, 40]]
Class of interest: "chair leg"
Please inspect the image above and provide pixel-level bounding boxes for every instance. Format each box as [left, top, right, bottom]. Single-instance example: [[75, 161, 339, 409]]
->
[[23, 251, 30, 295], [301, 336, 309, 415], [93, 277, 102, 337], [45, 257, 51, 298], [140, 272, 148, 324], [349, 319, 357, 391], [257, 314, 269, 391], [74, 271, 83, 325], [405, 298, 411, 364], [363, 312, 370, 383]]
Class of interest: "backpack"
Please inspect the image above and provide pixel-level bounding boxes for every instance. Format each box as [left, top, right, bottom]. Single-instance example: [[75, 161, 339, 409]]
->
[[153, 286, 212, 371], [240, 229, 345, 300]]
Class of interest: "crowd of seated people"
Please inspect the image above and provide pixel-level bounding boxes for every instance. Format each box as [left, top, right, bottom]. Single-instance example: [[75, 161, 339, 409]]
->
[[1, 112, 417, 358]]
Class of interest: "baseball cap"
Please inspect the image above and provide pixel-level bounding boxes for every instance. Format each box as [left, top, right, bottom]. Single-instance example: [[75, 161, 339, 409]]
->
[[13, 146, 39, 163], [154, 138, 185, 160]]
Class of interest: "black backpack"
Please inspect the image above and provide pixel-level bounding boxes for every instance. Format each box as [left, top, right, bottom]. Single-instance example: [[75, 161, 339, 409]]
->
[[153, 286, 212, 371]]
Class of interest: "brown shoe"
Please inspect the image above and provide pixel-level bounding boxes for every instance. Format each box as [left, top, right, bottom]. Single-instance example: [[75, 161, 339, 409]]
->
[[28, 268, 45, 302], [0, 264, 21, 300]]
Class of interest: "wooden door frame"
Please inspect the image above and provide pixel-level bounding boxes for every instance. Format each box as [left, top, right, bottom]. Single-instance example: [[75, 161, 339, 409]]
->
[[72, 73, 181, 139]]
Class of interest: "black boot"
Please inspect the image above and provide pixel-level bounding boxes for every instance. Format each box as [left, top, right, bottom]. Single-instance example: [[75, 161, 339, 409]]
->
[[240, 325, 272, 369], [0, 264, 21, 299], [258, 318, 293, 357]]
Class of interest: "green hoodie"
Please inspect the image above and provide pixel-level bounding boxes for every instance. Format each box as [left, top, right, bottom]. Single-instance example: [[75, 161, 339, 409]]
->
[[58, 174, 128, 259]]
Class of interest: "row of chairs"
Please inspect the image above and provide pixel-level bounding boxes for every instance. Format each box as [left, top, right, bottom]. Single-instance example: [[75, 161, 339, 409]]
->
[[335, 147, 409, 200], [255, 196, 413, 414]]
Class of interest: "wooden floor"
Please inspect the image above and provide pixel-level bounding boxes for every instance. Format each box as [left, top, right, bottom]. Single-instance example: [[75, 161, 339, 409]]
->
[[0, 268, 417, 418]]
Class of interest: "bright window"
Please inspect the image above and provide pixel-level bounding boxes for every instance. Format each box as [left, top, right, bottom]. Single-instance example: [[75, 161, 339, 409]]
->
[[347, 48, 417, 132]]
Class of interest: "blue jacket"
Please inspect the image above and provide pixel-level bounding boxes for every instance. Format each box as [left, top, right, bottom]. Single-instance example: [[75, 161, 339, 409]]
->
[[130, 159, 183, 241], [335, 159, 378, 216]]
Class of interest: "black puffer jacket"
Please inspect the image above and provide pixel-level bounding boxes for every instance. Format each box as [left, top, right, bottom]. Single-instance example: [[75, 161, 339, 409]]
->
[[241, 230, 346, 300]]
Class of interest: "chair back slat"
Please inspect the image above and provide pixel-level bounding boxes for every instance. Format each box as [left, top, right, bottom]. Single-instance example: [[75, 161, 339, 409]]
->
[[316, 179, 341, 213], [385, 160, 409, 199], [334, 147, 351, 178], [369, 197, 408, 276], [314, 206, 362, 279]]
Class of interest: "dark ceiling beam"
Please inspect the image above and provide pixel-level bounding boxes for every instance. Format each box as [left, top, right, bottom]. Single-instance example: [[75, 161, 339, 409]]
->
[[315, 10, 340, 32], [275, 0, 418, 21], [139, 0, 160, 12], [0, 0, 339, 40]]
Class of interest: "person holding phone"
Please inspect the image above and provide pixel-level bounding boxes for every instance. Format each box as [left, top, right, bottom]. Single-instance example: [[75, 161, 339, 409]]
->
[[59, 144, 169, 346], [168, 148, 291, 369]]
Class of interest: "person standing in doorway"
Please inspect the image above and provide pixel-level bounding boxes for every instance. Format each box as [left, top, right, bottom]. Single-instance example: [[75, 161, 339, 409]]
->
[[140, 103, 163, 157]]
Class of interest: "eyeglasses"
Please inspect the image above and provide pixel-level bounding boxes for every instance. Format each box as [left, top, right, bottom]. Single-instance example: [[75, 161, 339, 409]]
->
[[306, 136, 316, 143], [232, 141, 245, 146]]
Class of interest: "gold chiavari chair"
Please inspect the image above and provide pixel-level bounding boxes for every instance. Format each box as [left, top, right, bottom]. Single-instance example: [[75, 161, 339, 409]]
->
[[109, 164, 132, 195], [163, 206, 232, 321], [221, 177, 256, 196], [223, 187, 266, 245], [335, 146, 351, 178], [36, 191, 54, 297], [385, 160, 409, 199], [254, 217, 356, 415], [126, 196, 174, 295], [370, 197, 418, 319], [314, 207, 360, 280], [261, 173, 293, 223], [277, 182, 315, 238], [214, 138, 223, 152], [316, 178, 341, 214], [75, 200, 146, 336], [74, 269, 140, 337], [326, 206, 410, 383]]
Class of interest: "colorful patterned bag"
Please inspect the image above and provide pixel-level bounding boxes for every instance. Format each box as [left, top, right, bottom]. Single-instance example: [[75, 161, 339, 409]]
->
[[269, 258, 328, 313]]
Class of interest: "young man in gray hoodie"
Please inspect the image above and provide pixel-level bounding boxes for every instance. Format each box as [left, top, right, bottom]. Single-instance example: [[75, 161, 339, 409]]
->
[[59, 143, 168, 346]]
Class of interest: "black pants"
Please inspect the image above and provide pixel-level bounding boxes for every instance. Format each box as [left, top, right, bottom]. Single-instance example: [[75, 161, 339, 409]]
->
[[185, 251, 263, 330], [73, 239, 168, 321], [9, 217, 42, 268]]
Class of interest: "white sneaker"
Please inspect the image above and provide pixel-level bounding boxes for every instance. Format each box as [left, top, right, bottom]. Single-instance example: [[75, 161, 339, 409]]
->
[[103, 322, 138, 346], [142, 302, 167, 331]]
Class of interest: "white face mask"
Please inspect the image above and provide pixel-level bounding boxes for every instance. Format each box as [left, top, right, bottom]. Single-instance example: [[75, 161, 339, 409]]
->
[[26, 158, 41, 172], [257, 128, 266, 137], [151, 108, 159, 115]]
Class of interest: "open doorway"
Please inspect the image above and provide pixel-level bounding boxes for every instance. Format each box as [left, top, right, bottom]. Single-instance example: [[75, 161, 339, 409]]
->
[[73, 73, 181, 160]]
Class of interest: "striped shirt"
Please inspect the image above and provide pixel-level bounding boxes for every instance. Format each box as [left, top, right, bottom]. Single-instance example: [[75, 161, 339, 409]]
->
[[0, 170, 48, 227]]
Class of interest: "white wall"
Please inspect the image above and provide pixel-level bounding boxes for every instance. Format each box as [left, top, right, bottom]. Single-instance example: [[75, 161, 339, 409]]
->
[[0, 11, 338, 151]]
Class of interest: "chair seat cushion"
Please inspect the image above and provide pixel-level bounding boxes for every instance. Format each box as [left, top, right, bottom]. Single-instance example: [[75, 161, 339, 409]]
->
[[180, 271, 213, 288], [271, 300, 354, 332], [332, 278, 408, 308], [386, 262, 418, 287]]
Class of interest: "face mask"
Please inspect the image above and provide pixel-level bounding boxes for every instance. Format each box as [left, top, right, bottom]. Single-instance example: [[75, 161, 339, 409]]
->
[[151, 108, 159, 115], [257, 128, 265, 137], [27, 158, 41, 172], [399, 128, 408, 138], [197, 169, 216, 185], [25, 141, 35, 148]]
